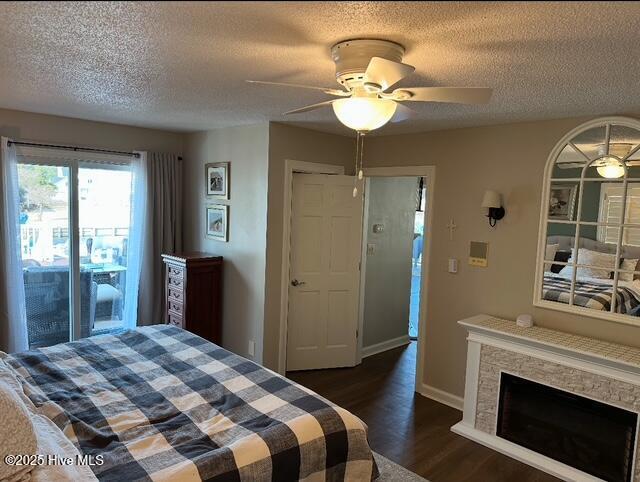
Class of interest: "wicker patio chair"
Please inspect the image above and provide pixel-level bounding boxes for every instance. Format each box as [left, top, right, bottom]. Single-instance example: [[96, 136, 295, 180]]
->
[[23, 267, 97, 349]]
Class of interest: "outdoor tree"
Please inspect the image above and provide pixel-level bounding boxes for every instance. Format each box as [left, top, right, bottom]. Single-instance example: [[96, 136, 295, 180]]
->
[[18, 165, 58, 219]]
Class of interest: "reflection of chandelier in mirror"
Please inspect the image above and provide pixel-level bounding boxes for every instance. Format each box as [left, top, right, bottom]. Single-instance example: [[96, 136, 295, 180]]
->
[[595, 143, 633, 179]]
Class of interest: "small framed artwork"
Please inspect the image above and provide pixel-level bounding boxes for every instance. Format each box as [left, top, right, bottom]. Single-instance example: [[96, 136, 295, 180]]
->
[[206, 204, 229, 242], [205, 162, 229, 199], [548, 184, 578, 220]]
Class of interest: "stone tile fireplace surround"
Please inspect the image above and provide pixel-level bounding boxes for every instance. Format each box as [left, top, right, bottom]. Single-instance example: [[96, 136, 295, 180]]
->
[[453, 315, 640, 482]]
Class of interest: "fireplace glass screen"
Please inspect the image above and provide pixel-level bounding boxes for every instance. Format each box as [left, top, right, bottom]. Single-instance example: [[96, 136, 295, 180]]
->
[[497, 372, 637, 482]]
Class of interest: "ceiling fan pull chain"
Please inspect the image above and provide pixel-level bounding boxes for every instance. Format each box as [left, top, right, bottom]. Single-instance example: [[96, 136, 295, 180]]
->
[[353, 131, 361, 197], [358, 132, 365, 180]]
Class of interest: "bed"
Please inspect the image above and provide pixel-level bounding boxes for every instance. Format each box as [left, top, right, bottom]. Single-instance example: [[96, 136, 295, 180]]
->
[[0, 325, 378, 481], [543, 236, 640, 315], [542, 273, 640, 314]]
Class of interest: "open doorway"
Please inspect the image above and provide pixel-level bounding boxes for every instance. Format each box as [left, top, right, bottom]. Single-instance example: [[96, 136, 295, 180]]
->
[[360, 175, 427, 353], [410, 178, 427, 340], [278, 161, 434, 395]]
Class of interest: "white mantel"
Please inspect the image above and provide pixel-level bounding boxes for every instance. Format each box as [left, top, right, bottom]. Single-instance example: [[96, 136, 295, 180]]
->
[[452, 314, 640, 482]]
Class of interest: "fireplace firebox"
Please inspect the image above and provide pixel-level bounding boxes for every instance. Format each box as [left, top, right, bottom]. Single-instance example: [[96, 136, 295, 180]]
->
[[497, 373, 638, 482]]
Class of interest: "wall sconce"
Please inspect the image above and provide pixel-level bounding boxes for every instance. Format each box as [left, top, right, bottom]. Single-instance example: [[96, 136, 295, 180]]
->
[[481, 190, 505, 227]]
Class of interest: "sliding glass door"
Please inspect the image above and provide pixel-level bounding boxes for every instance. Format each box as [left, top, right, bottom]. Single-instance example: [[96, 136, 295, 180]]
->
[[17, 164, 73, 348], [17, 156, 133, 348], [78, 165, 132, 336]]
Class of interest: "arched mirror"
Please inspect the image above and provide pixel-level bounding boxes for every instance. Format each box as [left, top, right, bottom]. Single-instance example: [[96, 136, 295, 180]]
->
[[535, 117, 640, 325]]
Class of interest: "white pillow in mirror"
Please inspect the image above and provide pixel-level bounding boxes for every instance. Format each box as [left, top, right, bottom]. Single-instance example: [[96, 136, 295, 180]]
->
[[558, 248, 616, 279], [619, 258, 640, 282], [545, 243, 559, 261]]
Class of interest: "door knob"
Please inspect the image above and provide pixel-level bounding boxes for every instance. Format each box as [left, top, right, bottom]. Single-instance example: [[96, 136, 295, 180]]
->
[[291, 279, 306, 287]]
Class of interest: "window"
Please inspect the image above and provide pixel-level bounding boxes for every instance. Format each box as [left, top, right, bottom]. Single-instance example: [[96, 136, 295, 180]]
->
[[17, 149, 134, 348], [536, 117, 640, 325], [597, 183, 640, 246]]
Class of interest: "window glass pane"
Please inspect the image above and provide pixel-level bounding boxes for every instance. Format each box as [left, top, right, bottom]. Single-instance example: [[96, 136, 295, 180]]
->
[[545, 221, 576, 261], [17, 164, 72, 348], [571, 126, 606, 161], [610, 124, 640, 159], [544, 223, 575, 273], [627, 163, 640, 178], [79, 166, 132, 335], [552, 144, 585, 179], [579, 180, 610, 224], [549, 182, 579, 222], [621, 227, 640, 249], [592, 184, 640, 244]]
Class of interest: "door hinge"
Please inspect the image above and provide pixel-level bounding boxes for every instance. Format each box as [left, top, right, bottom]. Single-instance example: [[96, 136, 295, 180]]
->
[[358, 261, 361, 271], [356, 329, 359, 338]]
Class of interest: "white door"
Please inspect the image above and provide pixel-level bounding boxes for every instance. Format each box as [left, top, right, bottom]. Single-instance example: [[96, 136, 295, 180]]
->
[[287, 173, 364, 371]]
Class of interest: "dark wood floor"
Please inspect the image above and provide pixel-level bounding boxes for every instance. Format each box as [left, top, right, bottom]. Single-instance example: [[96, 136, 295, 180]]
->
[[288, 342, 559, 482]]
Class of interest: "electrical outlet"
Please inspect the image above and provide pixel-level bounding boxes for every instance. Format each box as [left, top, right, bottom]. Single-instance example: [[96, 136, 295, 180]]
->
[[248, 340, 255, 357]]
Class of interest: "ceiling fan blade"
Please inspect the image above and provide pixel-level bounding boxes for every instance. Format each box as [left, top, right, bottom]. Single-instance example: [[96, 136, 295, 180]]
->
[[364, 57, 415, 91], [391, 102, 414, 123], [246, 80, 349, 97], [284, 100, 336, 115], [394, 87, 493, 104]]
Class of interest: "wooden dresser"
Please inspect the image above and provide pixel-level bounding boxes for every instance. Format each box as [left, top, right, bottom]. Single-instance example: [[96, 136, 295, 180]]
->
[[162, 252, 223, 344]]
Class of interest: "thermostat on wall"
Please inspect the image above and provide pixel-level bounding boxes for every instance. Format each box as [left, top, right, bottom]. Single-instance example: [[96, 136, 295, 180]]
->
[[469, 241, 488, 267]]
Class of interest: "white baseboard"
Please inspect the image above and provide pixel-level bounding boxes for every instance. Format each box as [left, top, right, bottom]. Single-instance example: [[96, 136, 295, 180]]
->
[[362, 335, 410, 358], [417, 383, 464, 411]]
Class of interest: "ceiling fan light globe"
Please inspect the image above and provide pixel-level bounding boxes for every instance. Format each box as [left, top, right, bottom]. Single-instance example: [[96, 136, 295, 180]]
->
[[596, 155, 625, 179], [332, 98, 397, 132]]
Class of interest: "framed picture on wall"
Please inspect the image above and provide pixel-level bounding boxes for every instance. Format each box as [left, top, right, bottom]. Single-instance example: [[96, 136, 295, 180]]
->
[[206, 204, 229, 242], [548, 184, 578, 220], [205, 162, 229, 199]]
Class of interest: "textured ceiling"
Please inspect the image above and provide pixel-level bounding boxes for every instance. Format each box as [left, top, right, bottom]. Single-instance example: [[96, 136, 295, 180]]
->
[[1, 1, 640, 136]]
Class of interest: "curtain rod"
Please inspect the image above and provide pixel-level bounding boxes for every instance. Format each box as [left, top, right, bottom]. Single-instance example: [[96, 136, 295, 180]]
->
[[7, 140, 183, 161]]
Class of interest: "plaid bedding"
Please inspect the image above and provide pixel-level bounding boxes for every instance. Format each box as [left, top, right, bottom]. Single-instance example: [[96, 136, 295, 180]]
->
[[2, 325, 378, 481], [542, 275, 640, 314]]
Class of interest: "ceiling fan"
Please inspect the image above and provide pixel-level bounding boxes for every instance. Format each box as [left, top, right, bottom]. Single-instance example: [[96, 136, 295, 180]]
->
[[248, 39, 493, 132]]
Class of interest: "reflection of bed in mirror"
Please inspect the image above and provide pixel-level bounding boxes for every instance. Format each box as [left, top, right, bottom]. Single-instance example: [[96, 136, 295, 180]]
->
[[543, 235, 640, 315], [536, 117, 640, 323]]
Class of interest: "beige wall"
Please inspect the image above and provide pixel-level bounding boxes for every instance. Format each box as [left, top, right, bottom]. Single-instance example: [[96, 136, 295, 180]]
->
[[11, 106, 638, 402], [183, 124, 270, 362], [364, 116, 640, 398], [362, 176, 416, 348], [262, 123, 354, 369], [0, 108, 184, 154]]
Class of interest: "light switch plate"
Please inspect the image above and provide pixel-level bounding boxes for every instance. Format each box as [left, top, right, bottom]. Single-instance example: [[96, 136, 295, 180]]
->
[[367, 243, 376, 255], [448, 258, 458, 273]]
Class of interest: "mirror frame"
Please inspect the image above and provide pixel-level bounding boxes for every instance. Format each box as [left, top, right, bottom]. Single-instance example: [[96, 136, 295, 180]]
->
[[534, 116, 640, 326]]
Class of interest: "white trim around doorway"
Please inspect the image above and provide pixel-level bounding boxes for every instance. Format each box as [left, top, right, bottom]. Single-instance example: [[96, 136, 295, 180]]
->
[[359, 166, 436, 394], [277, 159, 345, 375]]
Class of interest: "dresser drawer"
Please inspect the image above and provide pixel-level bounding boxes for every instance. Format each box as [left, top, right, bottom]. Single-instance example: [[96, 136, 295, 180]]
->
[[167, 275, 184, 290], [167, 286, 183, 302], [168, 310, 183, 328], [167, 299, 183, 315], [167, 265, 184, 279]]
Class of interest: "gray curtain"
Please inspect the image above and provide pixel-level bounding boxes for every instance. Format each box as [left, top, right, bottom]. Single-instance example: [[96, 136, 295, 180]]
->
[[137, 152, 183, 325]]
